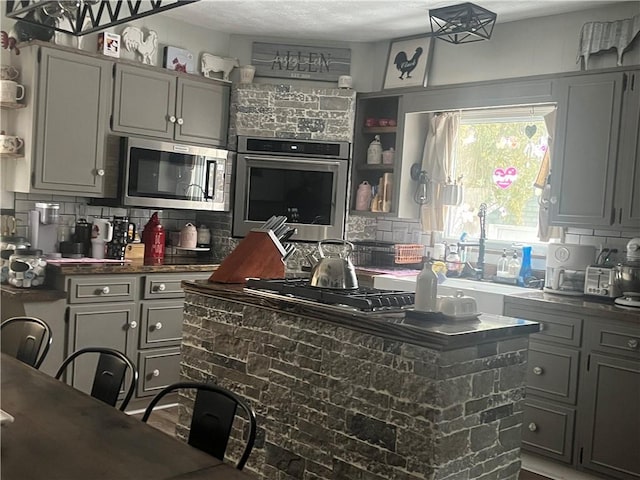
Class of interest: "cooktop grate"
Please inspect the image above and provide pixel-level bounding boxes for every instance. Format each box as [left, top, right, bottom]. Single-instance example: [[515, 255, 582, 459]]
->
[[245, 278, 415, 311]]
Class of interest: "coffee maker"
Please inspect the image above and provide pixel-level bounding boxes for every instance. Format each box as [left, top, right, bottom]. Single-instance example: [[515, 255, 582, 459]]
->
[[28, 203, 60, 255], [544, 243, 596, 296], [614, 237, 640, 308]]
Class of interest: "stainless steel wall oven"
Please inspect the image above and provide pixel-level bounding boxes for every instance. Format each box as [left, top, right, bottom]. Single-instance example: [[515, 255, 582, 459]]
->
[[233, 136, 350, 242]]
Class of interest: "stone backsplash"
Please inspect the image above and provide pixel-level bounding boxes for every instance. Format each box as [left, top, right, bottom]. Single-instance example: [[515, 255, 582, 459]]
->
[[181, 292, 528, 480]]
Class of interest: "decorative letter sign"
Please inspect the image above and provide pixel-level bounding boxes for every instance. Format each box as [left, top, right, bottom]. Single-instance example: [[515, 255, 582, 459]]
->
[[252, 42, 351, 82], [493, 167, 518, 189]]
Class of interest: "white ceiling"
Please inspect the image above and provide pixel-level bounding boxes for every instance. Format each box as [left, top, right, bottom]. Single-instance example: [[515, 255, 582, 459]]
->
[[163, 0, 620, 42]]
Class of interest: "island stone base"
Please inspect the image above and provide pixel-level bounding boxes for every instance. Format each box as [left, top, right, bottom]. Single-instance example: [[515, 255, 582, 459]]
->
[[180, 290, 528, 480]]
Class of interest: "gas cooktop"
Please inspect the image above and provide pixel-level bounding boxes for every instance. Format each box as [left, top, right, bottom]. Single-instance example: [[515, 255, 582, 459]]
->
[[245, 278, 415, 312]]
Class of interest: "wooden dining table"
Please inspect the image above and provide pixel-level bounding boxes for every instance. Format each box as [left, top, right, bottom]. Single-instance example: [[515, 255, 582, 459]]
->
[[0, 353, 253, 480]]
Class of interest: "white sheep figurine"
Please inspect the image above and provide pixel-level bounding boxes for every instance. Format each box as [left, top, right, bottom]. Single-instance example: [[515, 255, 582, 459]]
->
[[578, 13, 640, 69], [201, 53, 239, 80]]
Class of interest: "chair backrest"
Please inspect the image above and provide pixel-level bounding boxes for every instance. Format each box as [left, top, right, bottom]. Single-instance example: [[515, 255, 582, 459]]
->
[[54, 347, 138, 411], [141, 382, 257, 470], [1, 316, 52, 369]]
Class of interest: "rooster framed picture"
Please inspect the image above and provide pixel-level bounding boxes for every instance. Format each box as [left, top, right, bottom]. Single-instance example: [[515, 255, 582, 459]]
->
[[383, 35, 434, 90]]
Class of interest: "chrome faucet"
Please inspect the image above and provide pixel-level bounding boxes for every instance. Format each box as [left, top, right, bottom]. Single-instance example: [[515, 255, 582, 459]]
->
[[457, 203, 487, 280]]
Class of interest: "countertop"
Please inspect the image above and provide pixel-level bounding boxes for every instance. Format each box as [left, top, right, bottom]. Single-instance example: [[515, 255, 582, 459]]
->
[[506, 290, 640, 323], [45, 257, 218, 275], [182, 280, 540, 351], [1, 258, 218, 303]]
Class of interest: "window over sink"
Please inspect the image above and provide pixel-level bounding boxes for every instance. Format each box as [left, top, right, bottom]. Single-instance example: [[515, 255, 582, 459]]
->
[[442, 104, 557, 247]]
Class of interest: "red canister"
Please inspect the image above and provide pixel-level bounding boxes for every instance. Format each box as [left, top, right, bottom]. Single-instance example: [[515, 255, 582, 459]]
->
[[142, 212, 165, 263]]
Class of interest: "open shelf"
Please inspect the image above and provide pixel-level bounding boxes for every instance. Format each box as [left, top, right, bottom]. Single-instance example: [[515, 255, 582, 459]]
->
[[0, 102, 27, 110], [356, 164, 394, 171], [363, 126, 396, 134]]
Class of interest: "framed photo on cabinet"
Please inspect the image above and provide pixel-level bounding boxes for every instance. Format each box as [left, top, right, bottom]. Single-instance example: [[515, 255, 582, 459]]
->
[[383, 35, 434, 90]]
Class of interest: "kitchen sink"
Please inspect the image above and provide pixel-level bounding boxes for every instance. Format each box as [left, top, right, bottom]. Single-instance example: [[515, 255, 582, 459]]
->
[[373, 275, 530, 315]]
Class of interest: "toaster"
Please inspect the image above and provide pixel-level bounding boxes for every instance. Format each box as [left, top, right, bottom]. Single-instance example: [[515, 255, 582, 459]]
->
[[584, 265, 620, 298]]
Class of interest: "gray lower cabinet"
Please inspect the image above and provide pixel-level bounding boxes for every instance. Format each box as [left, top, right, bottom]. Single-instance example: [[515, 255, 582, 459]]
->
[[505, 299, 640, 479], [577, 320, 640, 480], [504, 302, 582, 464], [112, 64, 229, 147], [56, 271, 210, 406], [67, 302, 137, 395]]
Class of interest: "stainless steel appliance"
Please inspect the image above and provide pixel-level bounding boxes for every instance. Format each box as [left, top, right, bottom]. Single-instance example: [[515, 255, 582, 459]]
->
[[614, 238, 640, 309], [245, 278, 414, 313], [544, 243, 595, 296], [99, 137, 230, 211], [584, 265, 620, 298], [233, 136, 350, 242], [28, 203, 60, 255]]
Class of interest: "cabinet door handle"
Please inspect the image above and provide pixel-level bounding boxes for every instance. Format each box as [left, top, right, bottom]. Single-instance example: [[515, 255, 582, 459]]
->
[[100, 286, 110, 295], [177, 118, 184, 125], [154, 283, 166, 292], [628, 339, 639, 349], [533, 366, 543, 375], [619, 208, 623, 224], [154, 322, 163, 330], [528, 422, 538, 432], [96, 169, 105, 177], [168, 115, 176, 123], [129, 321, 137, 329], [152, 369, 160, 377], [538, 323, 544, 332], [549, 196, 557, 204]]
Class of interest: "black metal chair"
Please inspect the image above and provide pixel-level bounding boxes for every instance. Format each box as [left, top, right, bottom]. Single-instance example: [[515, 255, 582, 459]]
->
[[142, 382, 257, 470], [55, 347, 138, 411], [1, 316, 52, 369]]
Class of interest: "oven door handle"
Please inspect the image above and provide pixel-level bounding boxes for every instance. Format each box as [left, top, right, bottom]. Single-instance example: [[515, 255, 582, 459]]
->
[[243, 155, 343, 167], [204, 160, 217, 200]]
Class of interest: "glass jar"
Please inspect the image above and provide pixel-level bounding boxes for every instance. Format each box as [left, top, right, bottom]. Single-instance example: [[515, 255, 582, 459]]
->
[[8, 249, 47, 288]]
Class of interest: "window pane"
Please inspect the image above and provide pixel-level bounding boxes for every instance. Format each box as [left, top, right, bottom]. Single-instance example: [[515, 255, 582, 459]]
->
[[446, 113, 549, 243]]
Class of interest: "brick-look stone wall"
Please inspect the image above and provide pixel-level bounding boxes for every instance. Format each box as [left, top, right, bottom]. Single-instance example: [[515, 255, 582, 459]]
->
[[228, 83, 356, 149], [181, 293, 528, 480]]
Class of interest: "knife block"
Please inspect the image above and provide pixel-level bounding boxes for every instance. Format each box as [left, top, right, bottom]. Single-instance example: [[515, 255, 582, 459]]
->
[[208, 230, 286, 284]]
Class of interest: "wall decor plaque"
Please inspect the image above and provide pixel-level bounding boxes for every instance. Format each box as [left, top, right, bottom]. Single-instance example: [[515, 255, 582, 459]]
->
[[251, 42, 351, 82]]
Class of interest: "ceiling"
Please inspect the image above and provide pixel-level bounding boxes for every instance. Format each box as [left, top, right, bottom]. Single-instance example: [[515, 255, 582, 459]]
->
[[163, 0, 619, 42]]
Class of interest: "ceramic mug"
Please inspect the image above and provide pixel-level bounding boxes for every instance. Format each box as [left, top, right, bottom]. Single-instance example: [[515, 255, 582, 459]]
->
[[0, 135, 24, 154], [0, 65, 19, 81], [0, 80, 25, 103]]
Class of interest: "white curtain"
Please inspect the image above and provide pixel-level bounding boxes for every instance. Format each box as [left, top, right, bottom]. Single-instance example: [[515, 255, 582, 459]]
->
[[420, 112, 460, 233], [537, 109, 563, 241]]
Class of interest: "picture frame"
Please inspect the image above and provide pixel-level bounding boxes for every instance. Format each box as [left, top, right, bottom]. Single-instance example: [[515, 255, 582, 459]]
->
[[383, 35, 434, 90], [163, 46, 195, 74]]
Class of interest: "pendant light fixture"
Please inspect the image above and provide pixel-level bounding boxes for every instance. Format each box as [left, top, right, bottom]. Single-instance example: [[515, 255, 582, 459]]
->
[[429, 2, 497, 44], [5, 0, 199, 36]]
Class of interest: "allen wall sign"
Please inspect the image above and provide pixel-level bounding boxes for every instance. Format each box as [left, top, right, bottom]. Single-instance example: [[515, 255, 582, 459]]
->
[[251, 42, 351, 82]]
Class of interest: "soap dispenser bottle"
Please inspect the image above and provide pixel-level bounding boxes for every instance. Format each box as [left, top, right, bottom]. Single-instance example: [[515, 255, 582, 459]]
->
[[508, 250, 521, 278], [518, 245, 532, 286], [497, 249, 509, 278]]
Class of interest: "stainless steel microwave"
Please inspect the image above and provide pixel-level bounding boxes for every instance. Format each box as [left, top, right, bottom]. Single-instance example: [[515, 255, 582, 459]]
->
[[102, 137, 231, 211]]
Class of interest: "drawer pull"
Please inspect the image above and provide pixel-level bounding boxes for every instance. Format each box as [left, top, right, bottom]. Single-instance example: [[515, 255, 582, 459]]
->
[[154, 283, 166, 292], [538, 323, 544, 331], [154, 322, 163, 330], [533, 366, 544, 375], [628, 339, 639, 349], [152, 369, 160, 377], [528, 422, 538, 432], [100, 286, 110, 295], [129, 321, 138, 329]]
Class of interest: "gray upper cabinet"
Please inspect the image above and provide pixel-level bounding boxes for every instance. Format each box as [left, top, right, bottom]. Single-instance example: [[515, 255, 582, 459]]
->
[[33, 47, 112, 195], [112, 64, 229, 147], [551, 70, 640, 228]]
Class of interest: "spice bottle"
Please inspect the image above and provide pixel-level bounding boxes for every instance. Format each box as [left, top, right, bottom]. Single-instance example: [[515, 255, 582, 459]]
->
[[415, 258, 438, 312]]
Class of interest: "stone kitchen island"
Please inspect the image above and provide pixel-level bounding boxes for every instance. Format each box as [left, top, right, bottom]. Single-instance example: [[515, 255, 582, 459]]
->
[[180, 280, 539, 480]]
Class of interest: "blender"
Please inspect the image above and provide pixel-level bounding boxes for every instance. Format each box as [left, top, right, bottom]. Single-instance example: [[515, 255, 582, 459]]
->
[[614, 237, 640, 308]]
